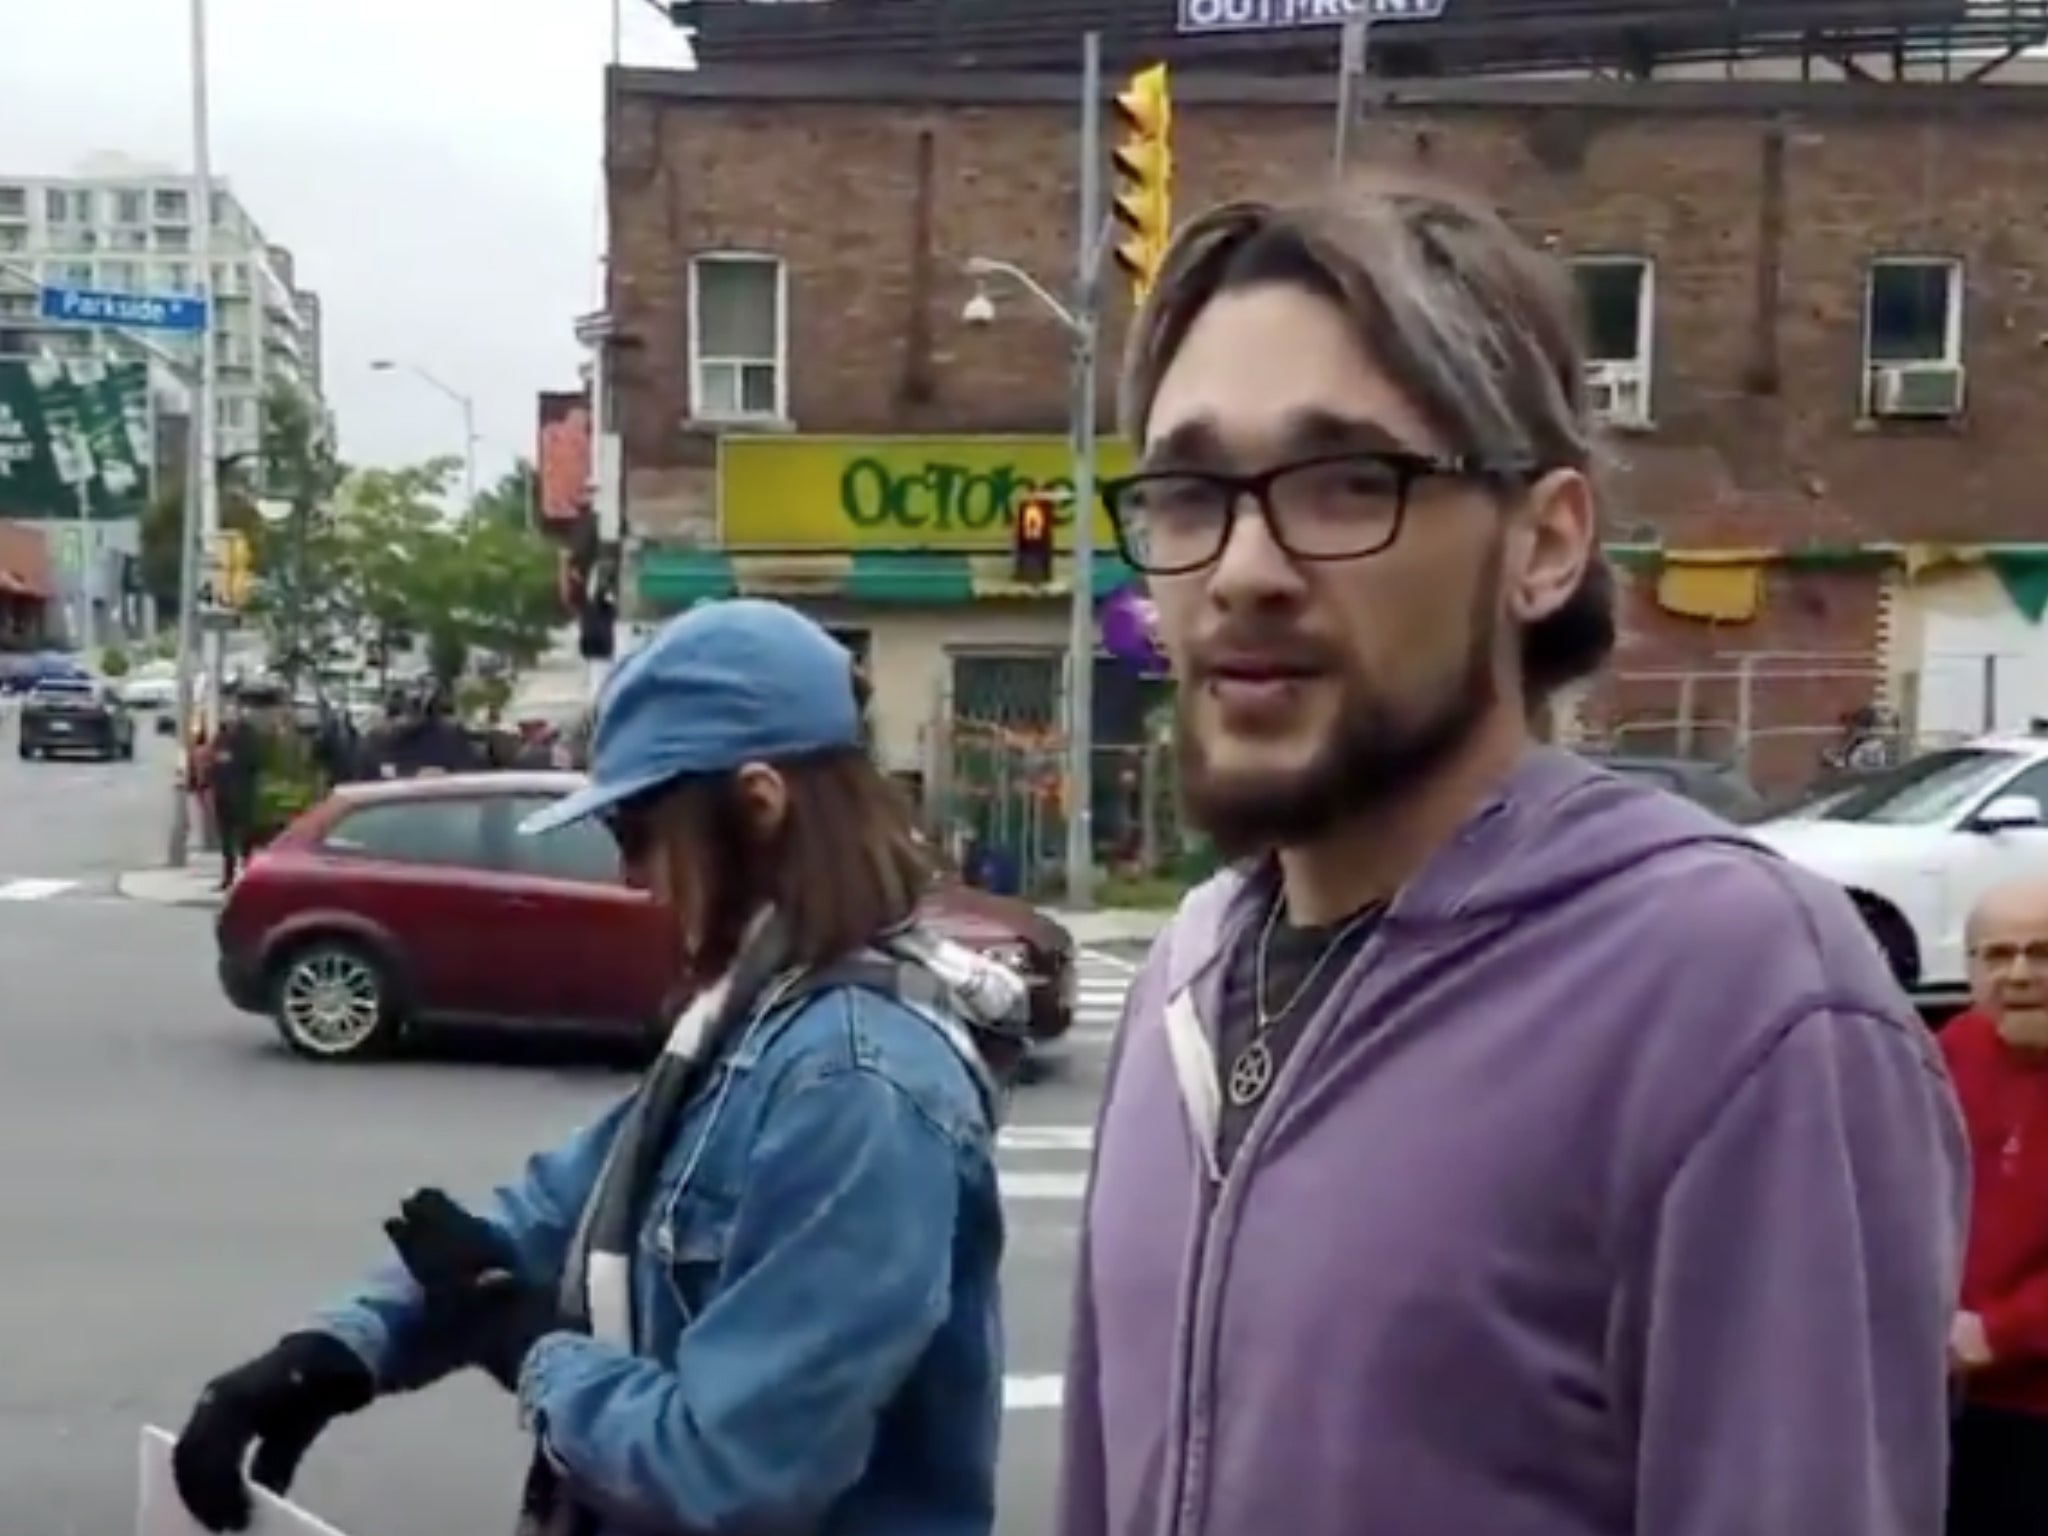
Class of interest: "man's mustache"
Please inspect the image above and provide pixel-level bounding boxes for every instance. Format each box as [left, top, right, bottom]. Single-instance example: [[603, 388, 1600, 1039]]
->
[[1187, 627, 1343, 680]]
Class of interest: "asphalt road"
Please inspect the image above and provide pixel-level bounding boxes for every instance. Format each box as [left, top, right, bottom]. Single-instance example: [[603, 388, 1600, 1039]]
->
[[0, 706, 1123, 1536]]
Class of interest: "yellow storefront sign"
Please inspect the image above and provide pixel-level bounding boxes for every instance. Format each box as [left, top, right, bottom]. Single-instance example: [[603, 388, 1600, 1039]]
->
[[717, 435, 1132, 551]]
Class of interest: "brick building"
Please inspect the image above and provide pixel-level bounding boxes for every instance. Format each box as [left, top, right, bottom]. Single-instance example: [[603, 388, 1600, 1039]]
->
[[601, 66, 2048, 790]]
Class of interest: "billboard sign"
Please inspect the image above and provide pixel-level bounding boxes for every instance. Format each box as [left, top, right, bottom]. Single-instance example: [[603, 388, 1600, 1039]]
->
[[535, 389, 592, 526], [0, 356, 152, 523], [1178, 0, 1445, 33]]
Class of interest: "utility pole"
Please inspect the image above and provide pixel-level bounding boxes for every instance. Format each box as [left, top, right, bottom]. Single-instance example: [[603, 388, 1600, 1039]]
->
[[1334, 13, 1372, 174], [1064, 30, 1104, 913], [187, 0, 224, 752]]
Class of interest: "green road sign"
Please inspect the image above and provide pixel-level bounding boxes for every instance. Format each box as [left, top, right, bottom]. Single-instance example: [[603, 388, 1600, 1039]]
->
[[0, 355, 151, 522]]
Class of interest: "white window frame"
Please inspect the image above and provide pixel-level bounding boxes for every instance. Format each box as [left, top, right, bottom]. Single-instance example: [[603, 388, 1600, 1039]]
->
[[1862, 256, 1963, 391], [687, 252, 788, 424]]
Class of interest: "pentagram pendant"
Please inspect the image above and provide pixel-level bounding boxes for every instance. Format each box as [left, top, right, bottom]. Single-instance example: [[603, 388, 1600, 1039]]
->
[[1227, 1038, 1275, 1106]]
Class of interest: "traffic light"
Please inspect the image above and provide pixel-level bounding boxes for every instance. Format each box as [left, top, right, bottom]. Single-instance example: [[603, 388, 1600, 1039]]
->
[[1013, 493, 1055, 586], [1111, 62, 1173, 306], [209, 531, 253, 609]]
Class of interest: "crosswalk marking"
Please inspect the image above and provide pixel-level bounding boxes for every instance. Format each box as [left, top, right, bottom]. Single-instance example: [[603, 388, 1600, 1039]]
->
[[0, 878, 78, 902], [1069, 948, 1136, 1042]]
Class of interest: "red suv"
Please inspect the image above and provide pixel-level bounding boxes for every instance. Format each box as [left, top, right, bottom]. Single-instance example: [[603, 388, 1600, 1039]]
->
[[216, 772, 1076, 1060]]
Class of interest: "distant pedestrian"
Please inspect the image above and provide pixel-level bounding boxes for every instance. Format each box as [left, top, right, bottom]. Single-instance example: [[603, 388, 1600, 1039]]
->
[[1941, 875, 2048, 1536], [206, 689, 270, 889], [1059, 178, 1966, 1536]]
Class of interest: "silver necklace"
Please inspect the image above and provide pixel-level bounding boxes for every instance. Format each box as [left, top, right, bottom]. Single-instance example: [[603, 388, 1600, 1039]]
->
[[1226, 894, 1378, 1108]]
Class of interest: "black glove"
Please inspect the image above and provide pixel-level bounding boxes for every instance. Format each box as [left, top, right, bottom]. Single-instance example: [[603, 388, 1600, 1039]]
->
[[171, 1331, 375, 1532], [384, 1186, 555, 1392]]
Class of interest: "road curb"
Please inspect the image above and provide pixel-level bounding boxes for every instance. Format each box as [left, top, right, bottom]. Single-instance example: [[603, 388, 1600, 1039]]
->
[[116, 868, 225, 909]]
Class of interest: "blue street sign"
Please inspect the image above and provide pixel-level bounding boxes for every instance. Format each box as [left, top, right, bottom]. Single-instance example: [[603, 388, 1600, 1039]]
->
[[35, 284, 208, 334], [1178, 0, 1445, 34]]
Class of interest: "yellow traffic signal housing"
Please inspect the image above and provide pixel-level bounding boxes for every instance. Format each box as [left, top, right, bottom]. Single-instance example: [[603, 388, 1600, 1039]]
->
[[1013, 493, 1056, 585], [1111, 63, 1173, 305], [215, 530, 253, 608]]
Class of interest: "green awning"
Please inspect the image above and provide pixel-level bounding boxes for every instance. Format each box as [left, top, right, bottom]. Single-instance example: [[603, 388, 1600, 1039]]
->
[[635, 546, 1142, 614], [636, 548, 735, 611], [848, 552, 976, 604]]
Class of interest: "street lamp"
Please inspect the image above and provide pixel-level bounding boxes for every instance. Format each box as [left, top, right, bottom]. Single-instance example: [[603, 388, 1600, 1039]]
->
[[369, 358, 478, 510], [959, 39, 1109, 913]]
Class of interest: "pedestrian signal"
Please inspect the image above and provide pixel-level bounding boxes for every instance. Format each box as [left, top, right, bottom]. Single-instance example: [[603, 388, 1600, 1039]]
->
[[1013, 494, 1055, 586]]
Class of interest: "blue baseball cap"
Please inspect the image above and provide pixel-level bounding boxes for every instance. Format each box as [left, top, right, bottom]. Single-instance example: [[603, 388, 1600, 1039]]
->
[[518, 598, 862, 836]]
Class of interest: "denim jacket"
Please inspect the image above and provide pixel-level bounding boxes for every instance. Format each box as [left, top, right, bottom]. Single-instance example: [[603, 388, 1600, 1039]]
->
[[312, 982, 1006, 1535]]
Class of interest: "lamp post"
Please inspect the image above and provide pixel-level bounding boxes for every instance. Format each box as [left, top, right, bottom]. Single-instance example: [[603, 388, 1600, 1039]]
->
[[959, 37, 1108, 912], [369, 359, 478, 509]]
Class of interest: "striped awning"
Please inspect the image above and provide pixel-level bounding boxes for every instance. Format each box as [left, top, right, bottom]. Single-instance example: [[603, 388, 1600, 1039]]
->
[[637, 548, 1137, 612]]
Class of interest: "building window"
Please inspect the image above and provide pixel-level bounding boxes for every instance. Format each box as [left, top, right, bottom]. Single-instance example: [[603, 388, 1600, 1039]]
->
[[45, 188, 76, 223], [688, 254, 785, 421], [110, 228, 148, 252], [1572, 257, 1653, 428], [0, 187, 24, 219], [101, 261, 139, 293], [155, 225, 189, 252], [1864, 258, 1963, 419], [114, 190, 144, 225], [153, 188, 188, 221], [0, 227, 24, 254]]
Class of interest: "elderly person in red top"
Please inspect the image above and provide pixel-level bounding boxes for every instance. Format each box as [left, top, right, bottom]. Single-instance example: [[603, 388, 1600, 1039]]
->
[[1942, 874, 2048, 1535]]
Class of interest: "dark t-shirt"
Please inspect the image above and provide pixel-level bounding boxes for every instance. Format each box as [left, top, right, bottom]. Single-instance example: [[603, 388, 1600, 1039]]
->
[[1214, 876, 1383, 1172]]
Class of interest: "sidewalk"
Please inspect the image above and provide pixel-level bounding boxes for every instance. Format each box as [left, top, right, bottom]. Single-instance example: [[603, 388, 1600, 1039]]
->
[[118, 865, 225, 909]]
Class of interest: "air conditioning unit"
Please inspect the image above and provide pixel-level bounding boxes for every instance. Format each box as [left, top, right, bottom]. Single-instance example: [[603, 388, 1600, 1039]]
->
[[1871, 363, 1965, 420], [1585, 361, 1650, 428]]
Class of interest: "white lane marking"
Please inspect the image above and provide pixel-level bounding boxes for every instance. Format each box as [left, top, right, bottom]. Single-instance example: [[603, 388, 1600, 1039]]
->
[[999, 1125, 1095, 1153], [1080, 946, 1141, 974], [1003, 1374, 1065, 1412], [1000, 1171, 1088, 1202], [0, 878, 77, 902]]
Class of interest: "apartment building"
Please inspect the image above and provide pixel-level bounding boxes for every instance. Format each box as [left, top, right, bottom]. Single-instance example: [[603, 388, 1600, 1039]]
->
[[0, 164, 321, 463], [599, 61, 2048, 790]]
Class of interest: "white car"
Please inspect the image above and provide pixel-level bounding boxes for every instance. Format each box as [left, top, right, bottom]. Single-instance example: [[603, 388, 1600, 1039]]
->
[[117, 659, 180, 711], [1750, 735, 2048, 1004]]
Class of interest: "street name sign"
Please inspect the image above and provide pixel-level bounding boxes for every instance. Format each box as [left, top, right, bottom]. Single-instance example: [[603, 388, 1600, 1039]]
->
[[1178, 0, 1446, 33], [36, 283, 207, 334]]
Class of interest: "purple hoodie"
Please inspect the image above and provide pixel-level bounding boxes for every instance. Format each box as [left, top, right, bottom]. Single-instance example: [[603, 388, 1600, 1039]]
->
[[1059, 748, 1966, 1536]]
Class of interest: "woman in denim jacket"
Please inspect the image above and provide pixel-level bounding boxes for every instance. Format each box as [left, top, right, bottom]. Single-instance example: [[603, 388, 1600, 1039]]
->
[[171, 599, 1020, 1536]]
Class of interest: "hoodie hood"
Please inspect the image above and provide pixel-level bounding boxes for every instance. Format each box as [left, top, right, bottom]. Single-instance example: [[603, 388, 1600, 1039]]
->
[[1402, 745, 1764, 922]]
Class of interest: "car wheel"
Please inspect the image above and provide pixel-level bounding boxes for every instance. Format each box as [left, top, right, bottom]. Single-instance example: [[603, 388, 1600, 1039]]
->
[[1852, 893, 1920, 991], [270, 940, 400, 1060]]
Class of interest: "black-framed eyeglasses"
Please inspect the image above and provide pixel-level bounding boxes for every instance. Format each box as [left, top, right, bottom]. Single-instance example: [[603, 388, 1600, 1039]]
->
[[1099, 449, 1533, 577]]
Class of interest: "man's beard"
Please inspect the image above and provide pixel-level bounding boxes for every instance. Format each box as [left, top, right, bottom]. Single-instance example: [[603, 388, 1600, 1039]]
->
[[1176, 565, 1500, 862]]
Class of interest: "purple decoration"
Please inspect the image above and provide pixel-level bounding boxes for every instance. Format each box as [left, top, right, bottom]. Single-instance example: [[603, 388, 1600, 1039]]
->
[[1099, 584, 1166, 674]]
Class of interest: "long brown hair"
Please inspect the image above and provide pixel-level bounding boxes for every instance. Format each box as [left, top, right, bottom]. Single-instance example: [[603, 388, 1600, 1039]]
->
[[646, 748, 933, 981]]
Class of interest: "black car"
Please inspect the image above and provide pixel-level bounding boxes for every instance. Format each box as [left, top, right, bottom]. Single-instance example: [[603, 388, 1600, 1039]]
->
[[19, 677, 136, 762]]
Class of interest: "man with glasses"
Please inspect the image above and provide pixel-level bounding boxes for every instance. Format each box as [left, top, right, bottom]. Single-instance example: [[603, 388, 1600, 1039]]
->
[[1941, 877, 2048, 1535], [1058, 178, 1965, 1536]]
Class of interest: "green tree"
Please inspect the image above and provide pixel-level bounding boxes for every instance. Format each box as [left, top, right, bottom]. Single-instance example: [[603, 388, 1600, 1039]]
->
[[469, 461, 538, 529], [240, 385, 344, 680], [327, 457, 560, 690]]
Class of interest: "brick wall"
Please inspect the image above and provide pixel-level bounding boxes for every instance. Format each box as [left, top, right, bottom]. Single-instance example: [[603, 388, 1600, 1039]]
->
[[606, 72, 2048, 775]]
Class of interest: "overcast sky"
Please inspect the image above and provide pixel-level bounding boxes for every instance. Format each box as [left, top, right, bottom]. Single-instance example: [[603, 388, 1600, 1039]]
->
[[5, 0, 692, 486]]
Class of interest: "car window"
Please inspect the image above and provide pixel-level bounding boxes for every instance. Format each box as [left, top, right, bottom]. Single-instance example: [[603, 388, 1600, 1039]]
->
[[1822, 748, 2025, 826], [500, 797, 624, 885], [322, 799, 487, 869], [1980, 761, 2048, 815]]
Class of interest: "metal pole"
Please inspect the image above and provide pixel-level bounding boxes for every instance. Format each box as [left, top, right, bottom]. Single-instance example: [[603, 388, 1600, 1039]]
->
[[73, 453, 96, 657], [1334, 14, 1373, 174], [463, 396, 478, 513], [1063, 30, 1102, 912], [168, 0, 217, 865], [166, 365, 204, 865], [190, 0, 222, 738]]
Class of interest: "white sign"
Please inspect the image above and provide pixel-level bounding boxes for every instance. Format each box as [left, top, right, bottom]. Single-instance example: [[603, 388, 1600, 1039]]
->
[[137, 1425, 354, 1536]]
